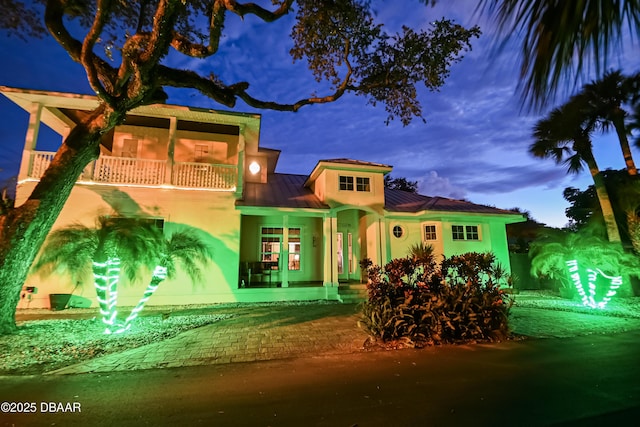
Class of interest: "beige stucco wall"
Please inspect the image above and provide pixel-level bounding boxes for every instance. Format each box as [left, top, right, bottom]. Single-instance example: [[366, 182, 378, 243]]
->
[[384, 214, 514, 276], [17, 182, 243, 309], [313, 168, 385, 208]]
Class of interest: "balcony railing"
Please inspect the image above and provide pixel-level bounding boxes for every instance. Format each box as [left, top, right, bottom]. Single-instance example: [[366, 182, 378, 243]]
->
[[28, 151, 237, 190]]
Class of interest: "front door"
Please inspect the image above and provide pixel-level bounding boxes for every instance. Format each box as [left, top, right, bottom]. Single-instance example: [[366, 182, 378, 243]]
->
[[337, 232, 354, 282]]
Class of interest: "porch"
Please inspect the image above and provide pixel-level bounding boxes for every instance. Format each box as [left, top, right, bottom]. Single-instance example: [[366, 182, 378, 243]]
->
[[25, 150, 237, 190]]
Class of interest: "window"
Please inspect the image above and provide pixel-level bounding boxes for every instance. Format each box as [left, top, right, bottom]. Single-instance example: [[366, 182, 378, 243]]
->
[[465, 225, 479, 240], [339, 175, 354, 191], [260, 227, 302, 271], [424, 225, 437, 240], [356, 177, 370, 192], [452, 225, 480, 241], [452, 225, 465, 240], [121, 139, 138, 158], [194, 144, 209, 162], [392, 225, 404, 238], [288, 228, 301, 271], [260, 227, 282, 268]]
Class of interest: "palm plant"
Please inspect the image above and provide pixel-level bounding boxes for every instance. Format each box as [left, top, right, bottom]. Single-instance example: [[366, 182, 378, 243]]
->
[[531, 95, 622, 242], [122, 230, 212, 331], [34, 217, 165, 333], [582, 70, 639, 176], [530, 227, 640, 307], [478, 0, 640, 108]]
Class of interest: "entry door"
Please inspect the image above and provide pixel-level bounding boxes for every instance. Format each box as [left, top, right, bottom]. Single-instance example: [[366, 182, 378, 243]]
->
[[337, 232, 354, 281]]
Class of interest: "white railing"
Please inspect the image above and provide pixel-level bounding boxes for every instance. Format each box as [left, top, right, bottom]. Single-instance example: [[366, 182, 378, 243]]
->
[[172, 162, 237, 189], [93, 156, 166, 185], [30, 151, 55, 178], [27, 151, 237, 190]]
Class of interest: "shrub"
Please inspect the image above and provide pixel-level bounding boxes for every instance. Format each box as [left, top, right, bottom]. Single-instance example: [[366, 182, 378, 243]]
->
[[359, 252, 512, 347]]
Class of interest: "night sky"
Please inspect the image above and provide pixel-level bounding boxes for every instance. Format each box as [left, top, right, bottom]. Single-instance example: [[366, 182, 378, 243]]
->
[[1, 1, 638, 227]]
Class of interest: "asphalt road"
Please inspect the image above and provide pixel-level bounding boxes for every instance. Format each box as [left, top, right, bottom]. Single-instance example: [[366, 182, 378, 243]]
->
[[2, 330, 640, 427]]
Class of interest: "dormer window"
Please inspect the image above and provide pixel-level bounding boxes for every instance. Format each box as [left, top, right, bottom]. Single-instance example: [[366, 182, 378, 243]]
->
[[356, 177, 370, 192], [339, 175, 354, 191]]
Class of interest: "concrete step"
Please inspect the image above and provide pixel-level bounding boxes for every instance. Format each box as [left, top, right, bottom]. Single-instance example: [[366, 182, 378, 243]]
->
[[338, 283, 368, 303]]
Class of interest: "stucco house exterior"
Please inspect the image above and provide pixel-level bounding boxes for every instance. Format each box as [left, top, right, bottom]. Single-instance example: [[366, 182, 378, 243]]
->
[[2, 87, 525, 309]]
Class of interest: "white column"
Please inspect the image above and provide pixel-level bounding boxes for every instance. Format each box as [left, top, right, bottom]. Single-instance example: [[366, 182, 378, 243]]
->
[[281, 215, 289, 288], [323, 214, 338, 286], [17, 102, 43, 182], [164, 116, 177, 185]]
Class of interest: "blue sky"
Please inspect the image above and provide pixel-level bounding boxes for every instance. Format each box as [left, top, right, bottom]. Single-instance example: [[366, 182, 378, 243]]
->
[[1, 1, 638, 227]]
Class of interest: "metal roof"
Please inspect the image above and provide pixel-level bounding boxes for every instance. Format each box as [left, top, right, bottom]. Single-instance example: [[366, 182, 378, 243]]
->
[[238, 173, 329, 210], [384, 188, 520, 215]]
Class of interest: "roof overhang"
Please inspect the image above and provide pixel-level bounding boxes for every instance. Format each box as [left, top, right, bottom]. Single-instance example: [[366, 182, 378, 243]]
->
[[0, 86, 261, 135]]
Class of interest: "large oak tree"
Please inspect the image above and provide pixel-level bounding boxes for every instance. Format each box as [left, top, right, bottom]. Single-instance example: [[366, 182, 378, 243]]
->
[[0, 0, 480, 333]]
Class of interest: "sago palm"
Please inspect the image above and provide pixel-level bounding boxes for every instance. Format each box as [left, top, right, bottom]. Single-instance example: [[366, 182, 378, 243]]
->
[[531, 95, 622, 242], [34, 217, 164, 333], [122, 229, 213, 330]]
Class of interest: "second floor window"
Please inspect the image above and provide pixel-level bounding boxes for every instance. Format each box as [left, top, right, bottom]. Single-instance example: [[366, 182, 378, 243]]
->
[[356, 177, 370, 192], [339, 175, 354, 191], [194, 144, 209, 162]]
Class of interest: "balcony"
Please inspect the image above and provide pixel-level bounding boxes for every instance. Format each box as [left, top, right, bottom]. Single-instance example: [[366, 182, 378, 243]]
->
[[27, 151, 237, 190]]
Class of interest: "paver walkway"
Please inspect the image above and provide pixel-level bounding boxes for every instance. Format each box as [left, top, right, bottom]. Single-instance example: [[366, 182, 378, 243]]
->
[[44, 301, 640, 375]]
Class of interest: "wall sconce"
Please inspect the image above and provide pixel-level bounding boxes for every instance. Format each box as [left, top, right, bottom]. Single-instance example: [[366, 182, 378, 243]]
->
[[249, 161, 261, 175]]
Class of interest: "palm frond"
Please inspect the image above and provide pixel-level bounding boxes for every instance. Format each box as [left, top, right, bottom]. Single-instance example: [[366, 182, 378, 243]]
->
[[32, 225, 97, 285], [164, 230, 213, 285]]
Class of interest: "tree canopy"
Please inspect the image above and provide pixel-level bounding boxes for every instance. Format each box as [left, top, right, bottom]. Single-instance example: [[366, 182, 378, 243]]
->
[[2, 0, 480, 125], [477, 0, 640, 109]]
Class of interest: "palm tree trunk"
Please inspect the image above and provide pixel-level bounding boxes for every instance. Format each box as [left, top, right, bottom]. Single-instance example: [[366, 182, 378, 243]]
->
[[0, 104, 123, 335], [612, 115, 637, 176], [93, 257, 122, 334], [584, 153, 622, 242], [123, 270, 166, 330]]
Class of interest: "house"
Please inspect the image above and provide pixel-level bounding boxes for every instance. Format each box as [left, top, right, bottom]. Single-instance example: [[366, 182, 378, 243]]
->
[[2, 87, 525, 309]]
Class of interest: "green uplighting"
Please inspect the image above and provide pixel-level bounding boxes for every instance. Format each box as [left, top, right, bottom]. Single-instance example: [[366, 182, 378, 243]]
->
[[565, 259, 623, 309]]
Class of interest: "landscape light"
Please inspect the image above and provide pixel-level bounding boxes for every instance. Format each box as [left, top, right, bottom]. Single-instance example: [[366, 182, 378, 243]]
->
[[565, 259, 623, 309]]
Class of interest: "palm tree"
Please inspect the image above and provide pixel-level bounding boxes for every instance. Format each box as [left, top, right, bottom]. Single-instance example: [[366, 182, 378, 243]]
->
[[582, 70, 639, 176], [478, 0, 640, 108], [530, 227, 640, 306], [122, 230, 212, 331], [530, 95, 622, 242], [33, 217, 164, 333]]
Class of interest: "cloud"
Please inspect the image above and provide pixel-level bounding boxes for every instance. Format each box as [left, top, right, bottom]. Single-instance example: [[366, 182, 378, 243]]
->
[[418, 171, 467, 199]]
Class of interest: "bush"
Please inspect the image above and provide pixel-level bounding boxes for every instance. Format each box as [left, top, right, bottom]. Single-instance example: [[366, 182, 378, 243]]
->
[[359, 252, 512, 347]]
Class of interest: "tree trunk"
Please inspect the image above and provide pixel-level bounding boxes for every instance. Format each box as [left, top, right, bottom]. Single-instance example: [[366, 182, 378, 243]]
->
[[584, 154, 622, 243], [0, 104, 122, 334], [612, 115, 637, 176]]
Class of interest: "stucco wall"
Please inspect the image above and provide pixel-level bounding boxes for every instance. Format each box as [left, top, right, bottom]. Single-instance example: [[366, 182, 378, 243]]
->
[[17, 183, 242, 309]]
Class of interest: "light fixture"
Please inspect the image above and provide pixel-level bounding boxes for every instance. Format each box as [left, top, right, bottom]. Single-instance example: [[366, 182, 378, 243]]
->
[[249, 161, 261, 175]]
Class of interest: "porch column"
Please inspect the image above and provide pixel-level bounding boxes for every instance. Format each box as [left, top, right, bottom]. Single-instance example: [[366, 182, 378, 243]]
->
[[164, 116, 177, 185], [235, 125, 245, 197], [281, 215, 289, 287], [377, 215, 388, 266], [18, 102, 42, 182], [322, 213, 338, 286]]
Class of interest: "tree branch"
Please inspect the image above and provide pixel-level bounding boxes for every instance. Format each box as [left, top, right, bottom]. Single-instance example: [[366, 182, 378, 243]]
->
[[222, 0, 294, 22], [81, 0, 115, 103]]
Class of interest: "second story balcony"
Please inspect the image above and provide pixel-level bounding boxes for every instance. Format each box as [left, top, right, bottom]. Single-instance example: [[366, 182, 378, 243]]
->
[[26, 151, 238, 191]]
